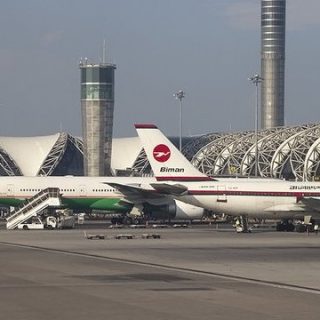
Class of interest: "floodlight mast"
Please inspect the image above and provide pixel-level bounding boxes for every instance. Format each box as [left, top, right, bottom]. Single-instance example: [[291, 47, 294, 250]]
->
[[173, 90, 186, 152], [248, 74, 263, 177]]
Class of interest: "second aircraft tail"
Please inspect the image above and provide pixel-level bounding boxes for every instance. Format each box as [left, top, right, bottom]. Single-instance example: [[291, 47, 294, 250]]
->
[[135, 124, 212, 181]]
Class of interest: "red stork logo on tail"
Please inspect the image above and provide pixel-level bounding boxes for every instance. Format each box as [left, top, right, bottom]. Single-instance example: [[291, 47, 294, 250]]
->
[[153, 144, 171, 162]]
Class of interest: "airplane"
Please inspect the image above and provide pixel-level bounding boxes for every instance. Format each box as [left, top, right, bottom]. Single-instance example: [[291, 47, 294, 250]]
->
[[0, 175, 204, 223], [134, 123, 320, 230]]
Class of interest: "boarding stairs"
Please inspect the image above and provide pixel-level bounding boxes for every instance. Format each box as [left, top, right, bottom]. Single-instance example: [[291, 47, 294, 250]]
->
[[6, 188, 61, 230]]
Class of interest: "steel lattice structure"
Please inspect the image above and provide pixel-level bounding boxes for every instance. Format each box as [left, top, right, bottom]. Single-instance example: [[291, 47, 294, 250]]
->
[[131, 148, 151, 175], [191, 132, 251, 176], [0, 148, 22, 176], [270, 124, 320, 180], [37, 133, 84, 176], [211, 128, 279, 176], [182, 133, 223, 161], [37, 133, 69, 176], [305, 137, 320, 181], [240, 125, 314, 177]]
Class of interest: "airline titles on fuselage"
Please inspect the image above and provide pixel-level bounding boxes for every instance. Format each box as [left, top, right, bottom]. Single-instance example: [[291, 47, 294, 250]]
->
[[289, 185, 320, 190], [160, 167, 184, 173]]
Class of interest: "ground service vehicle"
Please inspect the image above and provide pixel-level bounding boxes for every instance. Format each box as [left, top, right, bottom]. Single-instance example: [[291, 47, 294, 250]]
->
[[18, 217, 44, 230]]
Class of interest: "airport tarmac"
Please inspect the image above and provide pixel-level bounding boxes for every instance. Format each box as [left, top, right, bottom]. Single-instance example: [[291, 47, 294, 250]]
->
[[0, 225, 320, 319]]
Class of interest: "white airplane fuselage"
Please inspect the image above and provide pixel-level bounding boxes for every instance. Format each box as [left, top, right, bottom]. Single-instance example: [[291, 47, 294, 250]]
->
[[135, 124, 320, 220], [0, 176, 204, 219], [172, 178, 320, 219], [0, 176, 154, 211]]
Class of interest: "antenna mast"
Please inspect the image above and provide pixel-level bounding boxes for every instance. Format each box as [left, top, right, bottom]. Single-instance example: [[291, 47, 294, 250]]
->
[[102, 40, 106, 64]]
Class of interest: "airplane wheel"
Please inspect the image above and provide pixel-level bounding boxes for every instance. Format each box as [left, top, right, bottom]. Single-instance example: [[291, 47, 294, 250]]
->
[[276, 221, 295, 232], [295, 224, 306, 233], [123, 216, 132, 225], [286, 223, 295, 232]]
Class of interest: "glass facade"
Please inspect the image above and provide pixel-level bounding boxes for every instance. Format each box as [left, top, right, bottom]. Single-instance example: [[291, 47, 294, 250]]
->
[[261, 0, 286, 54], [81, 65, 115, 101], [81, 84, 113, 100], [81, 66, 114, 83]]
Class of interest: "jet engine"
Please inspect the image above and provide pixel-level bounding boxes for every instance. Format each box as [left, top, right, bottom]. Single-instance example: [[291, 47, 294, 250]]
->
[[143, 200, 204, 220]]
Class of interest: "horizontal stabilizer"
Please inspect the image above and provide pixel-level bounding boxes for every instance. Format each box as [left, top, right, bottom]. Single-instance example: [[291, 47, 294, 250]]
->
[[105, 182, 161, 199], [150, 183, 188, 196], [104, 182, 170, 206]]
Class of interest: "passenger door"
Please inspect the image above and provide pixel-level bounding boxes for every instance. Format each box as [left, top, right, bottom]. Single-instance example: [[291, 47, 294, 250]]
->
[[7, 184, 14, 197], [217, 185, 227, 203], [79, 185, 87, 197]]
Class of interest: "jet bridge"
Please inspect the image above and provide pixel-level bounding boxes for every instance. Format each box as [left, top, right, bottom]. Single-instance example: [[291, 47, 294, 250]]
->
[[6, 188, 61, 230]]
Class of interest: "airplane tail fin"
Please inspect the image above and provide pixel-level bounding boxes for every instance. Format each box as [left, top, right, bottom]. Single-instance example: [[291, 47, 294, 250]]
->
[[135, 124, 212, 181]]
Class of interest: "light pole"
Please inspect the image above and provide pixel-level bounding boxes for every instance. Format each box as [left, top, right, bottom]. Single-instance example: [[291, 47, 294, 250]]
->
[[248, 74, 263, 177], [173, 90, 185, 151]]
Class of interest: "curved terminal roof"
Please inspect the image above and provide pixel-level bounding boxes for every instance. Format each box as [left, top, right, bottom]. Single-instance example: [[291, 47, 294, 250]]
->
[[1, 123, 320, 181], [0, 134, 143, 177], [0, 134, 60, 176], [111, 137, 142, 174], [0, 133, 84, 176]]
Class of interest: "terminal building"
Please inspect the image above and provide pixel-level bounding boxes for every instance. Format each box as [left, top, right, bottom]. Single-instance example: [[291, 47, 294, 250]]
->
[[1, 123, 320, 181]]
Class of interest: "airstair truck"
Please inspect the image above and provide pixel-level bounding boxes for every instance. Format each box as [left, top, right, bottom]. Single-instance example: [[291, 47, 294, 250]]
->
[[17, 215, 75, 230]]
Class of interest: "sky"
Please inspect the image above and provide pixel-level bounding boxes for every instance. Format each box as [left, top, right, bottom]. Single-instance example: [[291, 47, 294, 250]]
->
[[0, 0, 320, 138]]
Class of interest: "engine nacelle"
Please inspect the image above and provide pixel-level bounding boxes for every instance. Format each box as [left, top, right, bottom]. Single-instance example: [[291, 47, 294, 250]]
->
[[174, 200, 205, 219], [144, 200, 204, 220]]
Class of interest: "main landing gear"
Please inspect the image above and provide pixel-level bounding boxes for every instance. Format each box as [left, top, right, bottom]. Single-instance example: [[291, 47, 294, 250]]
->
[[235, 215, 251, 233], [276, 220, 295, 232], [110, 214, 144, 225]]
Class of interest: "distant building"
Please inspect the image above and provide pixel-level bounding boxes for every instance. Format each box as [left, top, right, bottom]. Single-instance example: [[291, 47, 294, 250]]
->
[[261, 0, 286, 129]]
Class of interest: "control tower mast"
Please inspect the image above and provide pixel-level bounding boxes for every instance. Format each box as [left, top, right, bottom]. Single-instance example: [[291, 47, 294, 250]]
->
[[80, 59, 116, 176]]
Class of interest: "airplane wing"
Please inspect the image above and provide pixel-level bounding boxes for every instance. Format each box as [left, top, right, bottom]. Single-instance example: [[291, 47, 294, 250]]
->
[[300, 197, 320, 212], [105, 182, 171, 205], [150, 183, 188, 196], [263, 204, 306, 212], [263, 197, 320, 213]]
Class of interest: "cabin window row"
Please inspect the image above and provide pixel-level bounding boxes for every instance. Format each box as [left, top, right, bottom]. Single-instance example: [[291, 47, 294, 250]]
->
[[19, 188, 115, 192], [19, 188, 76, 192]]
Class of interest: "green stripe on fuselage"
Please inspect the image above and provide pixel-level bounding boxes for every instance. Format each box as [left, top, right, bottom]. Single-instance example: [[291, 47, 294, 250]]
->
[[0, 197, 131, 213], [0, 198, 24, 207], [62, 197, 130, 212]]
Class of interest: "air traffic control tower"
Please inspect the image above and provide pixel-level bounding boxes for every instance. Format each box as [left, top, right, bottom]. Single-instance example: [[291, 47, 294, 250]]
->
[[261, 0, 286, 129], [80, 60, 116, 176]]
